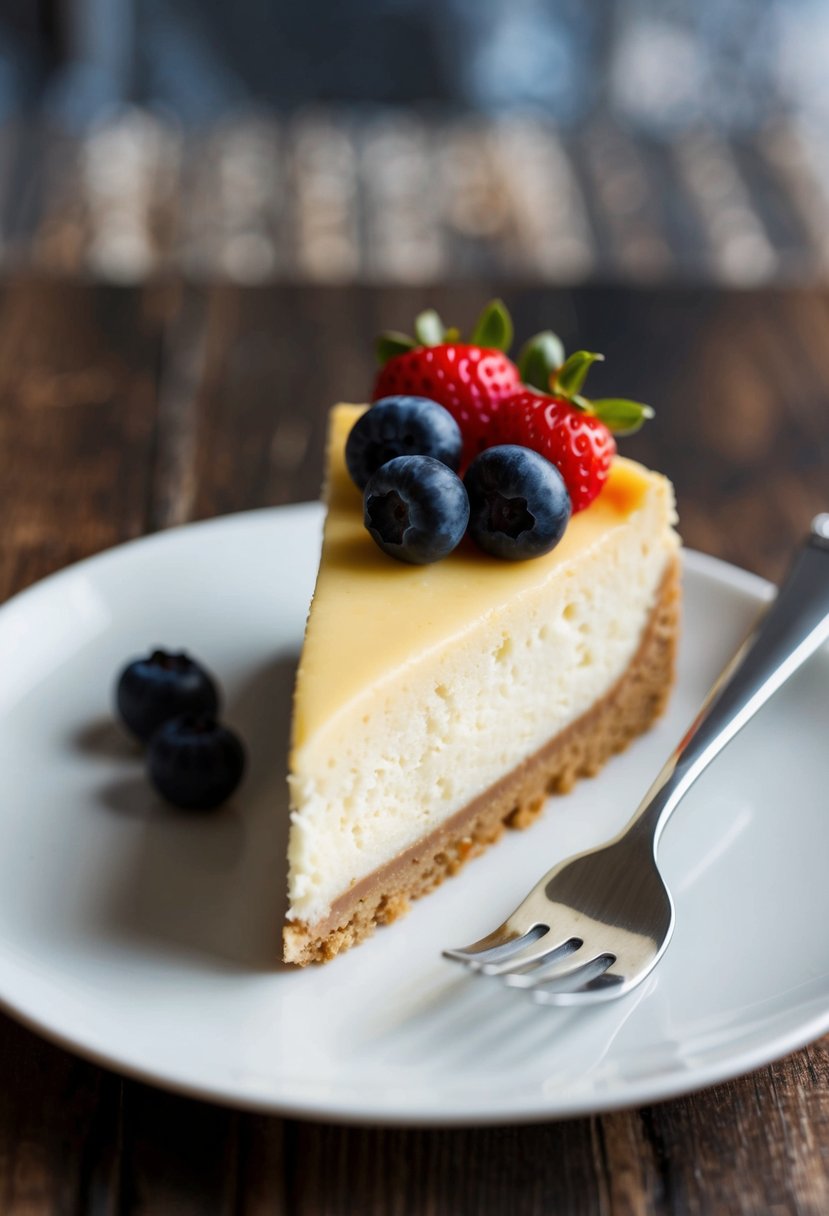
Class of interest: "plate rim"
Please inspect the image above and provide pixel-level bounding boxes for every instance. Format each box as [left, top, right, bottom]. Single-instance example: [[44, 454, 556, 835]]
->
[[1, 507, 823, 1126]]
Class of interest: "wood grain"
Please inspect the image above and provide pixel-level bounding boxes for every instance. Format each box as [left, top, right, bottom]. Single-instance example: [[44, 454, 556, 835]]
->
[[0, 279, 828, 1215], [0, 277, 161, 599]]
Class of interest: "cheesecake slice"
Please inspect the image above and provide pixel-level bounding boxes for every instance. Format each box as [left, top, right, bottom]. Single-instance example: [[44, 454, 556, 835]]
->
[[284, 404, 680, 965]]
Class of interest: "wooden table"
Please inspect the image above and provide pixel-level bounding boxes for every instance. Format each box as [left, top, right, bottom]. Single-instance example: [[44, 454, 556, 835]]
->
[[1, 278, 828, 1214]]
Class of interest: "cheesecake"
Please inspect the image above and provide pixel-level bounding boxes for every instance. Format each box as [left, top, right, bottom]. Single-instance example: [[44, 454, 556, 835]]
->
[[283, 404, 680, 965]]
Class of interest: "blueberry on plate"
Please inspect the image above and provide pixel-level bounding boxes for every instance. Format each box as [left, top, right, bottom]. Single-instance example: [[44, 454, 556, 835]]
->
[[346, 396, 463, 490], [464, 445, 571, 560], [147, 715, 246, 810], [364, 454, 469, 565], [115, 649, 220, 742]]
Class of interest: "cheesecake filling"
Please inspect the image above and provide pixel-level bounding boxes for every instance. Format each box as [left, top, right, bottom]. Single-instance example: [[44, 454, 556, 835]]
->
[[286, 555, 679, 965], [288, 479, 679, 929]]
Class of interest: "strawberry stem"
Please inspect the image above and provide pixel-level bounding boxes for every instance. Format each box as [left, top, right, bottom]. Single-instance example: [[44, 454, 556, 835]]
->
[[376, 299, 514, 366], [518, 330, 565, 391], [414, 309, 446, 347], [553, 350, 604, 398], [470, 299, 513, 352], [590, 398, 655, 435], [376, 331, 417, 366]]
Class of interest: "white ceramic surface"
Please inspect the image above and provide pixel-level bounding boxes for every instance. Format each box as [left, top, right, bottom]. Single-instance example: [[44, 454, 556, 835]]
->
[[0, 506, 827, 1125]]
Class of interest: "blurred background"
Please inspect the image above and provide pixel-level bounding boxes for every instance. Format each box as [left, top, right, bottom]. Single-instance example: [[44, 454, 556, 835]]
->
[[2, 0, 829, 287]]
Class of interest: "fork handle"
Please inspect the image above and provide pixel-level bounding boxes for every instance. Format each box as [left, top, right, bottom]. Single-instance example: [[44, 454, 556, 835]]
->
[[631, 514, 829, 847]]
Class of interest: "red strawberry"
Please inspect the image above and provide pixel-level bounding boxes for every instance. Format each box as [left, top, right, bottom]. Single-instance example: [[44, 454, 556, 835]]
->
[[502, 389, 617, 511], [500, 348, 653, 511], [372, 302, 522, 467]]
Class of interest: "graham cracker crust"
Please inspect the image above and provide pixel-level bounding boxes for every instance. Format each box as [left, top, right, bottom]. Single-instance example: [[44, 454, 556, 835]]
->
[[283, 555, 681, 966]]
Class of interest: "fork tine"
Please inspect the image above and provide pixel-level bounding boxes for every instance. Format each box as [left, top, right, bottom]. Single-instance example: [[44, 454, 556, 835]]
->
[[532, 962, 626, 1005], [503, 951, 614, 990], [442, 923, 547, 965], [479, 934, 582, 977]]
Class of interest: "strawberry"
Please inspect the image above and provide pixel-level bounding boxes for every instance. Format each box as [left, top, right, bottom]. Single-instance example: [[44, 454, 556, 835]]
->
[[372, 301, 522, 467], [503, 347, 654, 511], [503, 389, 617, 511]]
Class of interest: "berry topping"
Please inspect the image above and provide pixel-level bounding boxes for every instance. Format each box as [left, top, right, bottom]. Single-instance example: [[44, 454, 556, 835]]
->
[[365, 303, 655, 549], [464, 446, 571, 561], [363, 455, 469, 565], [115, 650, 220, 743], [499, 347, 654, 511], [147, 714, 246, 810], [504, 389, 617, 512], [345, 396, 462, 490], [372, 301, 523, 468]]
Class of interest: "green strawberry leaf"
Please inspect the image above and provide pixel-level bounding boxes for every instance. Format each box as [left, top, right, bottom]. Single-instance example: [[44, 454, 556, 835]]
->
[[414, 309, 446, 347], [470, 298, 513, 352], [553, 350, 604, 398], [591, 398, 655, 435], [443, 326, 460, 342], [517, 330, 566, 391], [376, 331, 417, 366]]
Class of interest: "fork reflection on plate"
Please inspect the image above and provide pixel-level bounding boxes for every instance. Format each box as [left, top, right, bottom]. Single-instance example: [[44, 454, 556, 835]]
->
[[445, 515, 829, 1005]]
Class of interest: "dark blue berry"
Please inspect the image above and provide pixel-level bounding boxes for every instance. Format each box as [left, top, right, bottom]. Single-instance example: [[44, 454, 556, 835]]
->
[[147, 715, 246, 810], [346, 396, 463, 490], [464, 445, 571, 560], [363, 455, 469, 565], [116, 650, 220, 742]]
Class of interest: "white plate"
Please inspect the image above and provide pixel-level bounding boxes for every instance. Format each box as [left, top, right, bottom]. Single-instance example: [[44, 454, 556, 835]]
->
[[0, 506, 827, 1126]]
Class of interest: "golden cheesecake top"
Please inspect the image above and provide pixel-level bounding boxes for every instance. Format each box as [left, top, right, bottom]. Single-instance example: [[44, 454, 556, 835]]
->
[[291, 404, 663, 753]]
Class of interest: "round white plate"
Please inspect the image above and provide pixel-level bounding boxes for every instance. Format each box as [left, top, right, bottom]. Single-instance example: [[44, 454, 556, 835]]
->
[[0, 507, 827, 1125]]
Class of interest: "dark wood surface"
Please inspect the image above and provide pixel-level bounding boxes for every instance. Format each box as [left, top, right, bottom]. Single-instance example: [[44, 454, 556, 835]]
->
[[1, 279, 828, 1214]]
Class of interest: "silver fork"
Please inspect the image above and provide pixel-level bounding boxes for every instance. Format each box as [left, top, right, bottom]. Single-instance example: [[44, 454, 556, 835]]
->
[[444, 515, 829, 1006]]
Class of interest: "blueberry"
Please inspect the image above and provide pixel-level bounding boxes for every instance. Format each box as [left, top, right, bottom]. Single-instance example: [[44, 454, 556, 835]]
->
[[147, 715, 246, 810], [464, 445, 571, 560], [346, 396, 463, 490], [115, 650, 220, 742], [364, 455, 469, 565]]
